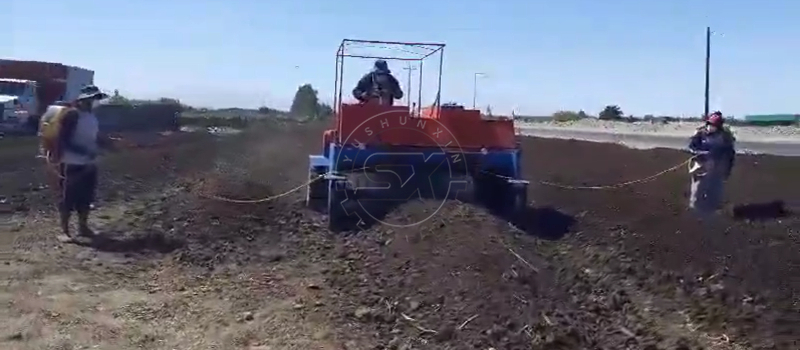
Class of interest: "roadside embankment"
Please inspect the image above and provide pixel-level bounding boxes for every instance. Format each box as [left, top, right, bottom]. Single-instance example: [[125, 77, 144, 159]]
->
[[517, 119, 800, 156]]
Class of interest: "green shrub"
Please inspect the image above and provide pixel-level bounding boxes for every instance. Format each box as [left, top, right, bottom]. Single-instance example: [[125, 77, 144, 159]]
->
[[552, 110, 584, 122]]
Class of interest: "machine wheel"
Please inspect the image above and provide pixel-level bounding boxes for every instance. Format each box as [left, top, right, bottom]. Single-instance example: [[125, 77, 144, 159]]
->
[[474, 172, 506, 213], [510, 185, 528, 217], [306, 168, 328, 212], [472, 172, 492, 207], [327, 179, 348, 231]]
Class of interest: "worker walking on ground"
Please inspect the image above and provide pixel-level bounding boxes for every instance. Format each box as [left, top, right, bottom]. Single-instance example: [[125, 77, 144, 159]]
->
[[687, 111, 736, 217], [352, 59, 403, 106], [46, 86, 111, 243]]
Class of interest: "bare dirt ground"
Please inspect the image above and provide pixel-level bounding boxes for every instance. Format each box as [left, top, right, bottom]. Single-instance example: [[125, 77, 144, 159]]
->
[[0, 119, 797, 350]]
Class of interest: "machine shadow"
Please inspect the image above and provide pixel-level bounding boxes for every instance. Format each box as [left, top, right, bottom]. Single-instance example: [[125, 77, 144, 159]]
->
[[334, 173, 576, 240], [502, 206, 576, 240], [731, 200, 791, 221], [72, 230, 185, 254]]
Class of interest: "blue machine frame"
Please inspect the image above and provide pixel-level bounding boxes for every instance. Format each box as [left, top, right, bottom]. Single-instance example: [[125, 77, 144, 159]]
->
[[307, 142, 528, 230], [313, 144, 522, 176]]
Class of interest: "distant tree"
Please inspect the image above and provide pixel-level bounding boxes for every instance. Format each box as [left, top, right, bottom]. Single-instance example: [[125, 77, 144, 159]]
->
[[157, 97, 181, 105], [577, 110, 588, 119], [107, 90, 131, 105], [598, 105, 623, 120], [290, 84, 331, 119], [552, 110, 583, 122], [258, 106, 278, 114], [317, 103, 333, 118], [290, 84, 320, 118]]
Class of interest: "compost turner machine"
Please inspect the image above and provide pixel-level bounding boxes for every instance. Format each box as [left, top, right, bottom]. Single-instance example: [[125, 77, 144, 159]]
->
[[306, 39, 528, 230]]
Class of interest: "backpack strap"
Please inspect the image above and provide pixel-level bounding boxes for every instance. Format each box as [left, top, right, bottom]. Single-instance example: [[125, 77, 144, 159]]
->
[[370, 72, 382, 96]]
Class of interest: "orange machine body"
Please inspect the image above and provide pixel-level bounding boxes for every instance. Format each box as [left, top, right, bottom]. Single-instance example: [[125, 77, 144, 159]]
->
[[326, 103, 516, 151]]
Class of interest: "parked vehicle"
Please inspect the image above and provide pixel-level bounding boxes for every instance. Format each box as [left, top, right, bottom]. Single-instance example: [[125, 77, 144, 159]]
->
[[0, 59, 94, 133]]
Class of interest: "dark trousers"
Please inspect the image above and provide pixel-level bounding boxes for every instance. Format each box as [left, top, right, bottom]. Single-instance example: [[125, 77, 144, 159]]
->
[[58, 163, 98, 213]]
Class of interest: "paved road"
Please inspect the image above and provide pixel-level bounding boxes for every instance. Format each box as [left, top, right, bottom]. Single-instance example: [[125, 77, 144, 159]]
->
[[518, 127, 800, 157]]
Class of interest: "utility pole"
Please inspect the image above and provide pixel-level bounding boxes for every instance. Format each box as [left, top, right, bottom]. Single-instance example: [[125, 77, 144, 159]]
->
[[473, 72, 485, 109], [402, 64, 417, 109], [704, 26, 711, 118]]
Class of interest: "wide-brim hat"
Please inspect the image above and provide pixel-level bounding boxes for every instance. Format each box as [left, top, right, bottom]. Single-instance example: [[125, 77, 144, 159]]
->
[[76, 85, 109, 101]]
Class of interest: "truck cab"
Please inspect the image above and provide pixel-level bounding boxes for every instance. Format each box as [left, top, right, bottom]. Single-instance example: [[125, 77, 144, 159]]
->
[[0, 79, 39, 131]]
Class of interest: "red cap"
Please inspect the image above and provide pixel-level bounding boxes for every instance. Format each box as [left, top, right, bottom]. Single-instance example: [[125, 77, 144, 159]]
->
[[707, 111, 724, 126]]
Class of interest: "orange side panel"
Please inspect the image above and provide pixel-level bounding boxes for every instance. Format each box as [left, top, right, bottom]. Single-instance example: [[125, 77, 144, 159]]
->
[[419, 107, 438, 120], [430, 107, 513, 149], [339, 104, 457, 148], [445, 119, 516, 149], [438, 107, 481, 123], [337, 103, 517, 150]]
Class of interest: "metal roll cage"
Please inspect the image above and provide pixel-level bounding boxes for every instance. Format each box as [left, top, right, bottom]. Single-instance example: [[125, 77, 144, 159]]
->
[[334, 39, 445, 116]]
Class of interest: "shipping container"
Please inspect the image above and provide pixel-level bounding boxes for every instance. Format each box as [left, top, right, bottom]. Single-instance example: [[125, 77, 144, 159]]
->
[[0, 59, 94, 116], [743, 114, 798, 126], [0, 59, 68, 81], [743, 114, 798, 123]]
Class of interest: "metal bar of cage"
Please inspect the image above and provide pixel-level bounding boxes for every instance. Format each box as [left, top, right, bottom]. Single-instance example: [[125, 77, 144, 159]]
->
[[341, 54, 422, 61], [342, 39, 444, 49], [436, 48, 444, 114], [334, 42, 343, 115], [337, 52, 344, 119], [421, 45, 444, 59], [344, 43, 430, 57], [334, 49, 340, 115], [417, 60, 423, 116]]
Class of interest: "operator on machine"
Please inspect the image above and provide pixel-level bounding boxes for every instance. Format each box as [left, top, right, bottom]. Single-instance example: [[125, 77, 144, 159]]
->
[[687, 111, 736, 217], [352, 59, 403, 106]]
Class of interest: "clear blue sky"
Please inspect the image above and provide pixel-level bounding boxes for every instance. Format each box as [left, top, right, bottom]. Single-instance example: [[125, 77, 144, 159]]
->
[[7, 0, 800, 117]]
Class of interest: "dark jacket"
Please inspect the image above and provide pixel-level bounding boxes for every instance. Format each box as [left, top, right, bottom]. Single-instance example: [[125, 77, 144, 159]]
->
[[352, 70, 403, 105], [688, 126, 736, 177]]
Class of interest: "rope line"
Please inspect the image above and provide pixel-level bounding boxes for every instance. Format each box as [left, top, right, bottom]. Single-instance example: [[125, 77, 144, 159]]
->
[[196, 166, 373, 204], [197, 175, 324, 204], [538, 157, 694, 190], [196, 158, 695, 205]]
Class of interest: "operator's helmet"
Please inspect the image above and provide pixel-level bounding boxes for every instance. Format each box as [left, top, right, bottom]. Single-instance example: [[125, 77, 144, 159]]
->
[[374, 59, 389, 73]]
